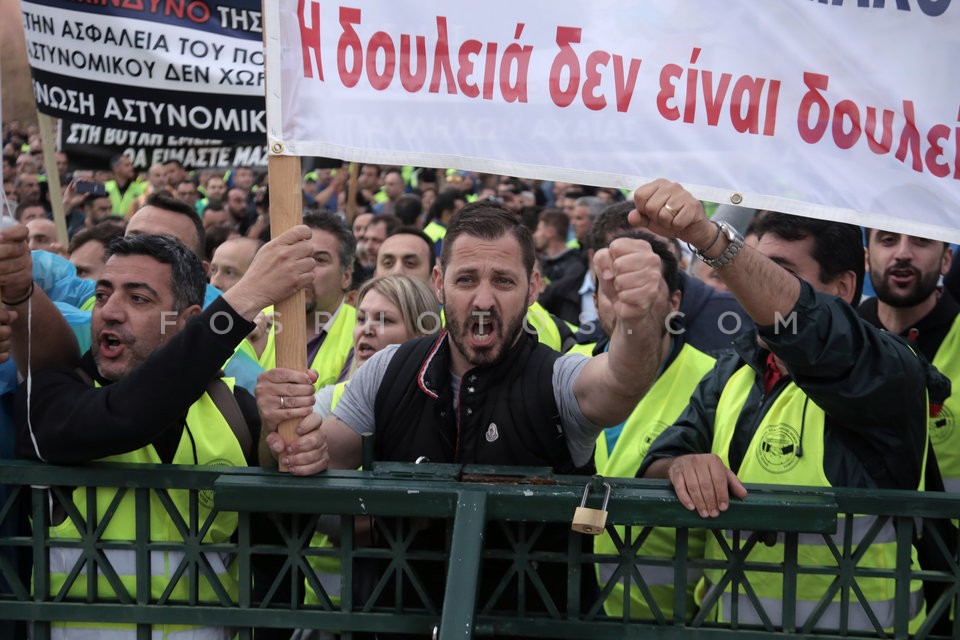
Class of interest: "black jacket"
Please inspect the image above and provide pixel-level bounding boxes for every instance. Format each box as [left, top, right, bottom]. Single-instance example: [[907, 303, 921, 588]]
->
[[374, 331, 590, 474], [16, 297, 260, 465], [640, 282, 948, 490]]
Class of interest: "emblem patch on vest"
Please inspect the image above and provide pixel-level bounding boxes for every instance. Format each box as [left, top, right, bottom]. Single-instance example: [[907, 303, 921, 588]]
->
[[756, 423, 801, 474], [485, 423, 499, 443], [930, 405, 954, 447], [199, 458, 236, 508]]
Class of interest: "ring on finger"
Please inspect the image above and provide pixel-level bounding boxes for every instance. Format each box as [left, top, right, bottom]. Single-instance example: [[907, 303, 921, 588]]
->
[[663, 203, 679, 216], [280, 396, 286, 410]]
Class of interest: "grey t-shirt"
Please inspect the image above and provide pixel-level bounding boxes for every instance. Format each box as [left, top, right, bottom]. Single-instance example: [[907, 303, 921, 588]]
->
[[332, 343, 602, 467], [313, 384, 337, 418]]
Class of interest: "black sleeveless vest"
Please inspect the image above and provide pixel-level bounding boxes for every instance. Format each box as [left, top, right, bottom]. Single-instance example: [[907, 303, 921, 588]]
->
[[374, 330, 591, 475]]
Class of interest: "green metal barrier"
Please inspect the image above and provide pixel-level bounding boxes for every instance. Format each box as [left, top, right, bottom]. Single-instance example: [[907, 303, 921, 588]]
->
[[0, 459, 958, 639]]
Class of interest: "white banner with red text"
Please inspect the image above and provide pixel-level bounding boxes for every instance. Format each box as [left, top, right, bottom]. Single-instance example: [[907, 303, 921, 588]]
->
[[266, 0, 960, 242]]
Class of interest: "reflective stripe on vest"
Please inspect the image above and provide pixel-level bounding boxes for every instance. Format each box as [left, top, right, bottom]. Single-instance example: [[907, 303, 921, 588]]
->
[[51, 625, 233, 640], [706, 366, 925, 631], [47, 384, 245, 637], [303, 386, 347, 606], [931, 314, 960, 491], [50, 547, 232, 582], [593, 344, 715, 620], [304, 531, 342, 606], [712, 585, 925, 631], [597, 561, 703, 591], [737, 513, 897, 548]]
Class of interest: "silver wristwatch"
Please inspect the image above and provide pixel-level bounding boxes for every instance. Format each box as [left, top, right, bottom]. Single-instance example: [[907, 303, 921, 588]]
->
[[696, 221, 744, 270]]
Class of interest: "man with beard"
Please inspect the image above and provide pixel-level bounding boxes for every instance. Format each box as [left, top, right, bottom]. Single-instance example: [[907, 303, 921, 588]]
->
[[637, 181, 946, 632], [257, 211, 356, 390], [859, 230, 955, 480], [263, 202, 666, 626], [858, 229, 958, 633]]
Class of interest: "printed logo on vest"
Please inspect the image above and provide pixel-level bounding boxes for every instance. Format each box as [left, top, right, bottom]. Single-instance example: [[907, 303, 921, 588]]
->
[[485, 423, 499, 443], [756, 423, 801, 474], [639, 421, 670, 460], [199, 458, 236, 508], [930, 405, 954, 447]]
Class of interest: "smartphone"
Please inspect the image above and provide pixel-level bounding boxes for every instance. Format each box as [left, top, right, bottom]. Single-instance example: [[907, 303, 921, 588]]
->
[[75, 181, 106, 196]]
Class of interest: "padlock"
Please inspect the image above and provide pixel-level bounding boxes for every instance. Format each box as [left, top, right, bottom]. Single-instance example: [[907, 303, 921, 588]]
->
[[571, 481, 611, 535]]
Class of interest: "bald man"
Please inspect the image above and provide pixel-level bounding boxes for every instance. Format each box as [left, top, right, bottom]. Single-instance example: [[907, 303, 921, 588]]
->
[[210, 237, 263, 292], [26, 218, 63, 255]]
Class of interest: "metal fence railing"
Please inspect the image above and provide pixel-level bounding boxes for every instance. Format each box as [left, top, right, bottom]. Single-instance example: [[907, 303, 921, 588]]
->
[[0, 459, 957, 640]]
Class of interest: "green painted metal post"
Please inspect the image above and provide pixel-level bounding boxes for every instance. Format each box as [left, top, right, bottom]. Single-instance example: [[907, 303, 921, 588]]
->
[[438, 490, 487, 640]]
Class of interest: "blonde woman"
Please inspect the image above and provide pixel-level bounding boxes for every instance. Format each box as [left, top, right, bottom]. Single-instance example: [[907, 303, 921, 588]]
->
[[257, 273, 441, 427]]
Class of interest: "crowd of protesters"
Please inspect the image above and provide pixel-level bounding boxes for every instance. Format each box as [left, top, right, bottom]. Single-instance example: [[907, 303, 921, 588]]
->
[[2, 116, 959, 639]]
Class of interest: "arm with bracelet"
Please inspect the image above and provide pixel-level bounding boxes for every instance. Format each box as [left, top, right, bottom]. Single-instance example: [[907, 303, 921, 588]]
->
[[631, 180, 800, 325]]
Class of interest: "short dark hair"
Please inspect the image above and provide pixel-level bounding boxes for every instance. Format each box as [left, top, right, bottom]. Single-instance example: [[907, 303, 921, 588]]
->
[[83, 192, 110, 207], [14, 201, 46, 222], [751, 212, 865, 304], [427, 187, 462, 223], [142, 191, 204, 257], [105, 234, 205, 310], [388, 226, 436, 271], [68, 218, 126, 255], [586, 201, 634, 253], [499, 176, 526, 195], [393, 193, 422, 225], [303, 210, 356, 271], [518, 205, 542, 232], [538, 209, 570, 240], [440, 202, 535, 277], [368, 213, 401, 236], [204, 225, 235, 262]]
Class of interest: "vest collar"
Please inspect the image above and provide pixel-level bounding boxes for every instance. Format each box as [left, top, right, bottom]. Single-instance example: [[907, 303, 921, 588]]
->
[[416, 330, 538, 400]]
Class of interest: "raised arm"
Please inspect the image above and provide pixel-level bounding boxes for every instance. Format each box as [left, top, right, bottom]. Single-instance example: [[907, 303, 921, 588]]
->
[[630, 179, 801, 326], [0, 225, 79, 375], [572, 237, 665, 426], [17, 226, 317, 463]]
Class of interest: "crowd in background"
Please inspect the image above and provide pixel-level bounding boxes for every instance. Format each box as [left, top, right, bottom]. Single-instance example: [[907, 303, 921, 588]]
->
[[4, 114, 960, 640]]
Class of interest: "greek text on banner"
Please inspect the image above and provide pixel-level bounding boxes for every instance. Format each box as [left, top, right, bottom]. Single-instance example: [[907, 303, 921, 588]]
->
[[265, 0, 960, 242]]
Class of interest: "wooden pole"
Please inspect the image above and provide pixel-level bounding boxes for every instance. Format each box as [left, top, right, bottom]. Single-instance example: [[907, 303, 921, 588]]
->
[[268, 153, 306, 472], [345, 162, 359, 225], [37, 114, 68, 245]]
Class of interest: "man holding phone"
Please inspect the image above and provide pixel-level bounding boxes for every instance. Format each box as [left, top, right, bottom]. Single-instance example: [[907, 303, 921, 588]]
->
[[62, 180, 114, 237]]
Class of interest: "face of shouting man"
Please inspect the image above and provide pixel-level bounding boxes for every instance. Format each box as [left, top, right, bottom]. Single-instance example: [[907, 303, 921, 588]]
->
[[434, 231, 539, 375], [92, 250, 201, 381]]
